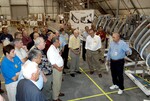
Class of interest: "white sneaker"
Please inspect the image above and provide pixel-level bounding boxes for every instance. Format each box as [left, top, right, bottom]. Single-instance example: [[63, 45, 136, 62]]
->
[[109, 85, 119, 90], [118, 89, 123, 94]]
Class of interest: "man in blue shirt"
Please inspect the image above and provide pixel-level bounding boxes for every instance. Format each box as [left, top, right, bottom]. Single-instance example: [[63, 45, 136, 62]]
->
[[81, 26, 89, 61], [107, 33, 132, 95], [59, 28, 69, 70]]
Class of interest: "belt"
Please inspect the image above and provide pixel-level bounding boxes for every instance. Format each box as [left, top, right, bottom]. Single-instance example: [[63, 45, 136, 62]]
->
[[87, 49, 101, 52], [73, 48, 79, 50], [111, 58, 124, 62]]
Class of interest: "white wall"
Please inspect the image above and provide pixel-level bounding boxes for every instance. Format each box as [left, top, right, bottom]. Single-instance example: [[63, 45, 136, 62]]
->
[[0, 0, 64, 19], [46, 0, 63, 19], [0, 0, 10, 17], [11, 0, 27, 5]]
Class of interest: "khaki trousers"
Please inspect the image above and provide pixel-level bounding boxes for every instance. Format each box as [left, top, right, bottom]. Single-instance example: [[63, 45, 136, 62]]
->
[[69, 50, 80, 73], [52, 68, 62, 100], [100, 42, 105, 61], [86, 49, 104, 74], [5, 81, 17, 101]]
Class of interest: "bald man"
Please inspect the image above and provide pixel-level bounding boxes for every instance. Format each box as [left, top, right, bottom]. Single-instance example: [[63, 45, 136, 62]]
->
[[107, 33, 132, 94]]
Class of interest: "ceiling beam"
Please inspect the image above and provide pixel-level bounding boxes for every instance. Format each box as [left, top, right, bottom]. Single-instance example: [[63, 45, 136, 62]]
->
[[103, 0, 115, 16], [130, 0, 140, 15], [105, 7, 150, 10], [96, 1, 107, 14]]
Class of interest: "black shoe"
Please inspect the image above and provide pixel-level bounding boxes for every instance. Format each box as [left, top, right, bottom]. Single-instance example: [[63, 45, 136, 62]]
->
[[90, 71, 94, 75], [70, 74, 75, 77], [0, 89, 4, 94], [65, 66, 70, 69], [101, 60, 105, 63], [53, 98, 62, 101], [45, 72, 52, 76], [59, 92, 65, 97], [63, 71, 66, 74], [98, 74, 102, 78], [76, 71, 81, 74]]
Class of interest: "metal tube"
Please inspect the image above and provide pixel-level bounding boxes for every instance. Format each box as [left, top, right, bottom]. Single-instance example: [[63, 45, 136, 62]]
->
[[116, 0, 120, 18]]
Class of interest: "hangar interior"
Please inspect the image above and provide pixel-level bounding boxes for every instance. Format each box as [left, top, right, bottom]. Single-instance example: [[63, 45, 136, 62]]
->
[[0, 0, 150, 101]]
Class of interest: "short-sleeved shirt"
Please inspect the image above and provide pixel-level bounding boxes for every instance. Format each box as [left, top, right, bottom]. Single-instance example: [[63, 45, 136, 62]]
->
[[96, 31, 106, 42], [59, 33, 69, 50], [47, 45, 64, 67], [68, 35, 80, 49], [1, 56, 22, 84], [85, 34, 102, 51], [15, 48, 28, 60], [82, 31, 89, 41]]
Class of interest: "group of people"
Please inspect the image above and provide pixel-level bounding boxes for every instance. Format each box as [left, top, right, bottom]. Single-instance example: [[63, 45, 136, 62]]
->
[[0, 23, 83, 101], [0, 22, 132, 101], [0, 25, 62, 101], [82, 25, 132, 95]]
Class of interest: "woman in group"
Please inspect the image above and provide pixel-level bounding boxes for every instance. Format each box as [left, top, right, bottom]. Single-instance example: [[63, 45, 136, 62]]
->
[[1, 44, 22, 101]]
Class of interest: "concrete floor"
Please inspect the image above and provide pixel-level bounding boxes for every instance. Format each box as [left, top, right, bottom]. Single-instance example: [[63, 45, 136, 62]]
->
[[59, 60, 150, 101], [1, 63, 150, 101], [0, 26, 150, 101]]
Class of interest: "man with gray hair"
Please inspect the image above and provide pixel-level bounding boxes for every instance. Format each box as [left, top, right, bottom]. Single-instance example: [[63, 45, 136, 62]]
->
[[68, 29, 81, 77], [18, 49, 46, 90], [106, 33, 132, 94], [16, 61, 46, 101], [30, 37, 52, 100], [14, 38, 28, 63], [47, 37, 64, 101], [30, 37, 52, 75]]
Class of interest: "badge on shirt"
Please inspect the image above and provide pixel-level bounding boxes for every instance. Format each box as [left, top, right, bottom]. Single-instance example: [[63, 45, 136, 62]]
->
[[15, 64, 18, 68], [114, 52, 118, 56], [94, 39, 97, 43]]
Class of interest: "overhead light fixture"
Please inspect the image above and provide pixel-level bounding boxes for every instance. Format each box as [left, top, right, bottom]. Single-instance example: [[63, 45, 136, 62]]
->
[[79, 2, 84, 5]]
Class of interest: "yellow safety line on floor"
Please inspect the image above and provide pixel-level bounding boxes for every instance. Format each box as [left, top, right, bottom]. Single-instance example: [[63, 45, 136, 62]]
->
[[68, 93, 105, 101], [68, 67, 148, 101], [79, 67, 113, 101], [106, 86, 139, 95], [79, 68, 97, 73], [68, 84, 139, 101]]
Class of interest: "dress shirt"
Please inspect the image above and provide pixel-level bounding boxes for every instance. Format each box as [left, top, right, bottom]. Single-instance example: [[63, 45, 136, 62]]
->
[[85, 34, 102, 51], [59, 33, 68, 50], [47, 45, 64, 67], [69, 35, 80, 49], [82, 31, 89, 41], [107, 40, 132, 60], [15, 48, 28, 60]]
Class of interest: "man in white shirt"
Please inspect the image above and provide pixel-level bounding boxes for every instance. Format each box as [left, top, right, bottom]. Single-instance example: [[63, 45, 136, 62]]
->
[[14, 38, 28, 63], [85, 29, 104, 78], [47, 37, 64, 101]]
